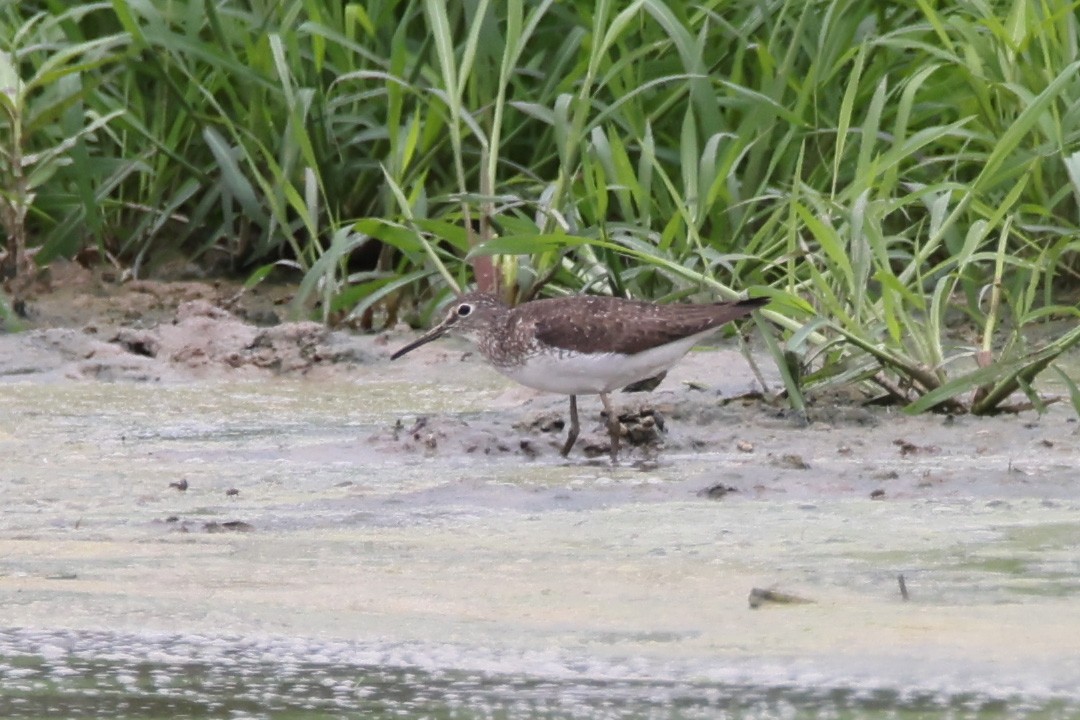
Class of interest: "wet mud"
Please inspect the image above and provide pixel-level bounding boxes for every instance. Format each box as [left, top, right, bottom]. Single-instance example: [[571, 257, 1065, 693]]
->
[[2, 264, 1080, 718]]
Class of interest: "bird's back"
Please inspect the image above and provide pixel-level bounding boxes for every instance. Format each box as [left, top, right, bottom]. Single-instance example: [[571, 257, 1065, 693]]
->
[[521, 295, 765, 356]]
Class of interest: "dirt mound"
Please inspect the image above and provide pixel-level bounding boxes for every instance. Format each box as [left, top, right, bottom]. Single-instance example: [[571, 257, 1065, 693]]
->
[[1, 261, 383, 381]]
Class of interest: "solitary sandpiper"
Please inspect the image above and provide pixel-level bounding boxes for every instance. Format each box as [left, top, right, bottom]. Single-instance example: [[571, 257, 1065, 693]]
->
[[391, 291, 766, 461]]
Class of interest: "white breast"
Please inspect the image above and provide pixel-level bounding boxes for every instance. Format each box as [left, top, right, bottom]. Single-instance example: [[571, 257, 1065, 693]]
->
[[497, 331, 714, 395]]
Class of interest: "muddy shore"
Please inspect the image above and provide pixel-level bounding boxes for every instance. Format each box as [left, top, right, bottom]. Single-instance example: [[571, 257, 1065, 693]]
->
[[3, 262, 1080, 717], [4, 260, 1077, 475]]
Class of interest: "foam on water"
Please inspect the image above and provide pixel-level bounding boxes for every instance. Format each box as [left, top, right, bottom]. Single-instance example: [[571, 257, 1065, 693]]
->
[[1, 626, 1077, 719]]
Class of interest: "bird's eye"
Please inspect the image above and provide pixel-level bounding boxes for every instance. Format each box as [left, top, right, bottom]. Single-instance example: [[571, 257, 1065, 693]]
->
[[456, 303, 473, 317]]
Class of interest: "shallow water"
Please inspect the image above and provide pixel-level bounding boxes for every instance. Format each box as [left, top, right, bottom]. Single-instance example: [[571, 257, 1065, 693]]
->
[[2, 378, 1080, 719]]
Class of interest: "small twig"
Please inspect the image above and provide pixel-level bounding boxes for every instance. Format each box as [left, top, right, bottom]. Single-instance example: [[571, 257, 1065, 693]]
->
[[748, 587, 815, 609], [519, 256, 566, 304], [869, 372, 910, 404]]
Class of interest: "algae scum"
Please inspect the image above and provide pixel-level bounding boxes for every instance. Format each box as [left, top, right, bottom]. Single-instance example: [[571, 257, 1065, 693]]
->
[[2, 377, 1080, 719]]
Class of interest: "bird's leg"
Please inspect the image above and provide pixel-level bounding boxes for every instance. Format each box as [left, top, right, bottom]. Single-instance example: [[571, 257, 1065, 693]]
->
[[560, 394, 579, 457], [600, 392, 620, 463]]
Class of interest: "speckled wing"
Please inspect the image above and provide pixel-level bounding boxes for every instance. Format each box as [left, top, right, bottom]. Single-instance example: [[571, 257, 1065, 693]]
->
[[529, 296, 766, 356]]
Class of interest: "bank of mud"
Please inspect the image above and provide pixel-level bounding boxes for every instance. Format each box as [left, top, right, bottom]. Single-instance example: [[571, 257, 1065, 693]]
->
[[3, 260, 1076, 480], [3, 263, 1080, 719]]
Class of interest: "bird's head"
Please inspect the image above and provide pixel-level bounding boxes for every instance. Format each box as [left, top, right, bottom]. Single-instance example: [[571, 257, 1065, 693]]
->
[[390, 291, 507, 360]]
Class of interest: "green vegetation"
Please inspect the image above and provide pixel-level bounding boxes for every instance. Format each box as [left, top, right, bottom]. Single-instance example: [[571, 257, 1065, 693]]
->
[[1, 0, 1079, 414]]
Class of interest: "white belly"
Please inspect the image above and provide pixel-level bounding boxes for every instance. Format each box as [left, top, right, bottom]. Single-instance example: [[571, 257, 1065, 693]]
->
[[497, 333, 710, 395]]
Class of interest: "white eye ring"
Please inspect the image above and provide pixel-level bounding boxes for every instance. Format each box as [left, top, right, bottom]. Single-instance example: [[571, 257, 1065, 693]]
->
[[456, 303, 473, 317]]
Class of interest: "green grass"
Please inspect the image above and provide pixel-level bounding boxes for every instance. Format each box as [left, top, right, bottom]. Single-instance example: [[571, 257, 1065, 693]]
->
[[1, 0, 1079, 414]]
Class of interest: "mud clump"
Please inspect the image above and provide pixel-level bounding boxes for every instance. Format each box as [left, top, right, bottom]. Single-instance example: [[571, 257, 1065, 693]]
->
[[2, 269, 382, 382]]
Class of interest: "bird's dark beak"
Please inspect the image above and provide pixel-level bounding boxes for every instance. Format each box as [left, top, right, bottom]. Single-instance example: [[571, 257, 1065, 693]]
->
[[390, 324, 448, 360]]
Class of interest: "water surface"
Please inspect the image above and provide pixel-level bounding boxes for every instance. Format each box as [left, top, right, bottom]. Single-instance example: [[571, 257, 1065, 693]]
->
[[2, 378, 1079, 718]]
